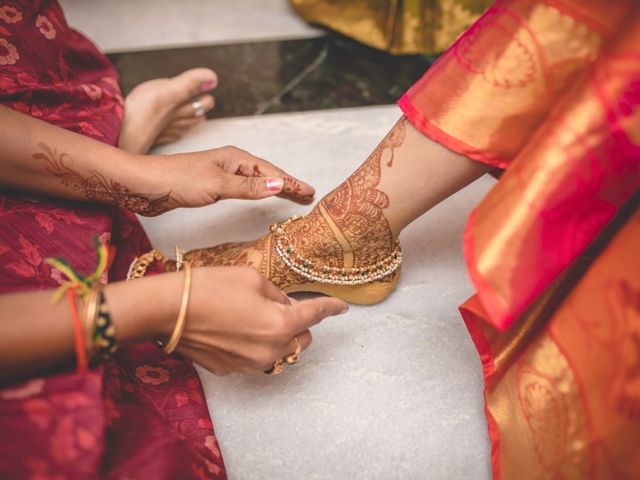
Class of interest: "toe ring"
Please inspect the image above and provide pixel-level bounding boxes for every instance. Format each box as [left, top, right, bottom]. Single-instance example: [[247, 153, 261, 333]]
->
[[192, 99, 205, 117]]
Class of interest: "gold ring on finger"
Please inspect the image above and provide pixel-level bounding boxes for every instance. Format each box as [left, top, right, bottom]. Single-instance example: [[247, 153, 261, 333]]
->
[[264, 358, 285, 376], [284, 336, 301, 365]]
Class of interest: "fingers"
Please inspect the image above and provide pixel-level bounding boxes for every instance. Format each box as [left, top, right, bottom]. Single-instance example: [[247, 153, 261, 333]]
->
[[260, 278, 292, 305], [270, 329, 311, 364], [217, 173, 286, 200], [154, 134, 179, 147], [285, 296, 349, 332], [216, 147, 315, 203], [159, 117, 204, 141], [296, 329, 312, 351], [249, 158, 316, 204], [291, 329, 312, 352], [165, 116, 205, 131]]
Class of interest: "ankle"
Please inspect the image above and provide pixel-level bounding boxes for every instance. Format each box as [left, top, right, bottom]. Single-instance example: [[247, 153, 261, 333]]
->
[[272, 214, 401, 286], [282, 198, 395, 271], [319, 195, 395, 266]]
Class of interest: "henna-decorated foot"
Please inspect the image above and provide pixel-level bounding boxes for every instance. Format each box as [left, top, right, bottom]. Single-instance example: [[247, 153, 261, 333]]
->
[[118, 68, 217, 155], [182, 120, 408, 305], [184, 214, 400, 305]]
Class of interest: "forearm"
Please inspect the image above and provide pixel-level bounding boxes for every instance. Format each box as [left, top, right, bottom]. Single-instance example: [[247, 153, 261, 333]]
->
[[0, 273, 178, 385], [0, 106, 171, 215]]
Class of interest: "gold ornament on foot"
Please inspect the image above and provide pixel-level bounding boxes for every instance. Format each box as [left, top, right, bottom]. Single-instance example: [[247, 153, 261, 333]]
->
[[127, 249, 166, 280], [127, 244, 186, 280], [271, 216, 402, 286]]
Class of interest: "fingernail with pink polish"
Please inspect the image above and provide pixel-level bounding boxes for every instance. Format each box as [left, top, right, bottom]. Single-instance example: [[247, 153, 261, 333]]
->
[[201, 80, 215, 91], [266, 178, 283, 192]]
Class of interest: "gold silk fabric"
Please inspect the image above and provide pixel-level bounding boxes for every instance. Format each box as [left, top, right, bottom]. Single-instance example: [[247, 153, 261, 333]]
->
[[397, 0, 640, 477], [400, 0, 640, 329], [289, 0, 492, 54], [462, 202, 640, 479]]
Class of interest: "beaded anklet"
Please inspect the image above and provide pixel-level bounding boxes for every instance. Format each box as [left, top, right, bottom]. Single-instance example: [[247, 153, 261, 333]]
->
[[271, 216, 402, 286]]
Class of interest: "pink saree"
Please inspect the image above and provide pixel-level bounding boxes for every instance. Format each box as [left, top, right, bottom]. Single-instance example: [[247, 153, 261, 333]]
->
[[0, 1, 226, 478], [399, 0, 640, 477]]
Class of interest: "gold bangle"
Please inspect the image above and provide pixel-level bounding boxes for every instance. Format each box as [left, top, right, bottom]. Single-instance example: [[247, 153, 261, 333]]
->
[[163, 263, 192, 354]]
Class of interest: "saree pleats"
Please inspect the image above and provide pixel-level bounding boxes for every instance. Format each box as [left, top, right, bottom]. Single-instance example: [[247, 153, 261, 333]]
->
[[399, 0, 640, 477]]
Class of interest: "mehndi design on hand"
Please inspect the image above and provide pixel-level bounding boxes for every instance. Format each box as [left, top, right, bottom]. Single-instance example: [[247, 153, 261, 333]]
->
[[34, 142, 172, 216]]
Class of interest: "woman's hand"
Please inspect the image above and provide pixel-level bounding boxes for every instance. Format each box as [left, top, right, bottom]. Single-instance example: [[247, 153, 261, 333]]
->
[[138, 146, 315, 215], [157, 266, 348, 376], [0, 107, 314, 216], [0, 266, 347, 384]]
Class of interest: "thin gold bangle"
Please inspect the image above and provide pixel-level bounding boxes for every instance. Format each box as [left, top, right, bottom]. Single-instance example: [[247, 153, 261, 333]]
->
[[163, 263, 192, 354]]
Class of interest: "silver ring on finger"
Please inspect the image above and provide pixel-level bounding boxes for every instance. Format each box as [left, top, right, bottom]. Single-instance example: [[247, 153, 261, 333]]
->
[[191, 99, 205, 117]]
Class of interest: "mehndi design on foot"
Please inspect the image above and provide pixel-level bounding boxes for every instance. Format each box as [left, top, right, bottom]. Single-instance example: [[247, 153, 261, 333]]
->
[[183, 119, 408, 304], [273, 215, 402, 285]]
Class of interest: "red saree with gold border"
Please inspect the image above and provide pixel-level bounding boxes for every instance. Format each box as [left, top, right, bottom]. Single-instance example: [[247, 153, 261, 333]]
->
[[0, 1, 226, 478], [399, 0, 640, 477]]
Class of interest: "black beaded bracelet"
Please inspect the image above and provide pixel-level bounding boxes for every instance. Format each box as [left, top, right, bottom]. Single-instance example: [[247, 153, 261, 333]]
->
[[92, 287, 117, 360]]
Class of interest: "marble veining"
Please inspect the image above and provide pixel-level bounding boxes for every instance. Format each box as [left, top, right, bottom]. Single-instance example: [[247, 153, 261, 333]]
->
[[108, 36, 433, 119]]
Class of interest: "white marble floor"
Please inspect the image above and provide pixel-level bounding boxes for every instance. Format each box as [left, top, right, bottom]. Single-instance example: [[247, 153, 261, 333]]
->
[[142, 105, 494, 479], [59, 0, 322, 53]]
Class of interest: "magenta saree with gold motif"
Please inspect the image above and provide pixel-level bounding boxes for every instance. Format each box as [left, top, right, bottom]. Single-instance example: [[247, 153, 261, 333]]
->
[[399, 0, 640, 477]]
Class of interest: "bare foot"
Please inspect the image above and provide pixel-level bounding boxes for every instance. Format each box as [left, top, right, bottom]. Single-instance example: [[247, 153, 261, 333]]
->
[[181, 202, 401, 305], [181, 125, 405, 304], [118, 68, 217, 154]]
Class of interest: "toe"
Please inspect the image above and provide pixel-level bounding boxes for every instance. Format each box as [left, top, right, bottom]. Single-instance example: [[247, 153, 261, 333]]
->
[[165, 116, 204, 131], [155, 116, 205, 143], [168, 68, 218, 105], [174, 94, 215, 119], [154, 133, 180, 147]]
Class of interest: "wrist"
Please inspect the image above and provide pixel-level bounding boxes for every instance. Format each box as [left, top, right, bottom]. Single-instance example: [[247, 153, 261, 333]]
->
[[116, 153, 177, 216], [105, 272, 180, 346]]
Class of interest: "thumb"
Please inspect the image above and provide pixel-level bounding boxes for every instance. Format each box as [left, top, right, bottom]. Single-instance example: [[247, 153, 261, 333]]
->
[[218, 174, 284, 200]]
